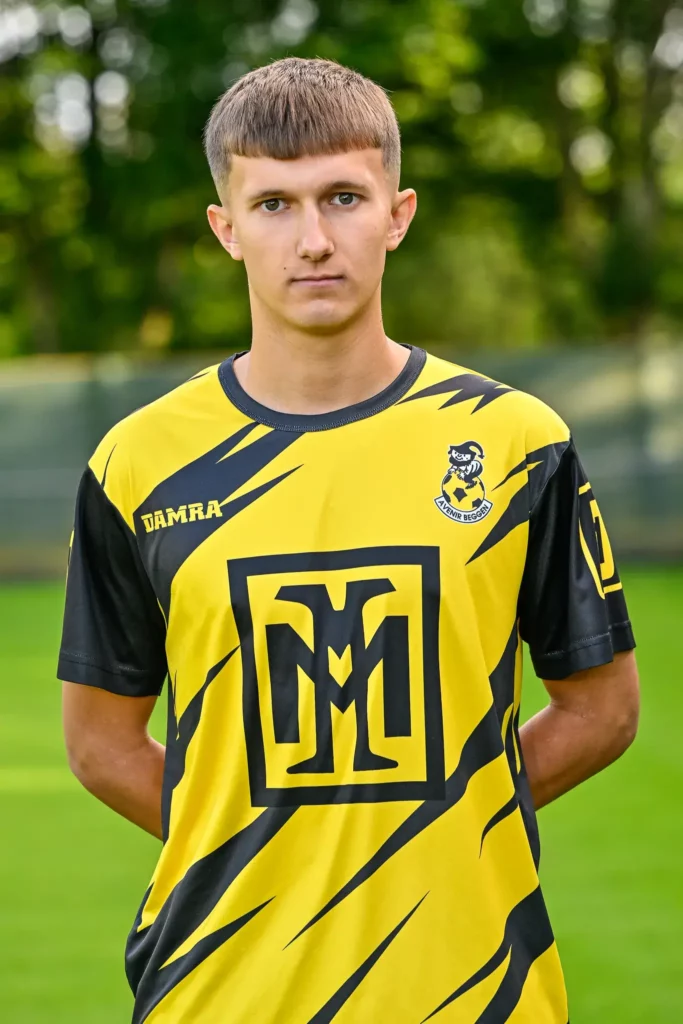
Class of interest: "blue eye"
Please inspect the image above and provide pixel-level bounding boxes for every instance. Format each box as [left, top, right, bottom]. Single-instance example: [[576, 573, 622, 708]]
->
[[262, 199, 282, 212], [336, 193, 356, 206]]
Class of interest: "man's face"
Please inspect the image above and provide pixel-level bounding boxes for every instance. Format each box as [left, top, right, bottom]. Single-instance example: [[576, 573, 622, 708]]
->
[[207, 149, 416, 333]]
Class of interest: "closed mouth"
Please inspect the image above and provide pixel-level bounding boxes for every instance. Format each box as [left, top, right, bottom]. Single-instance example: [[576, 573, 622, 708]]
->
[[291, 275, 344, 283]]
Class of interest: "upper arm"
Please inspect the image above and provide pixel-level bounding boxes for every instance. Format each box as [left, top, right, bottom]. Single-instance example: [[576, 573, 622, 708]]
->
[[542, 649, 640, 739], [62, 681, 158, 765]]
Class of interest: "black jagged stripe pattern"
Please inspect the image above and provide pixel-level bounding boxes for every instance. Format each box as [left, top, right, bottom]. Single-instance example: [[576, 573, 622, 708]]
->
[[421, 886, 555, 1022], [100, 443, 117, 488], [492, 441, 568, 500], [400, 372, 514, 413], [480, 625, 539, 862], [125, 807, 295, 1007], [489, 624, 518, 724], [286, 629, 517, 948], [495, 634, 540, 869], [132, 899, 273, 1024], [287, 703, 505, 948], [475, 891, 555, 1023], [134, 423, 304, 615], [468, 441, 569, 565], [307, 895, 428, 1024], [467, 484, 530, 565], [125, 885, 154, 993], [510, 708, 540, 869], [161, 648, 238, 841], [479, 795, 518, 856]]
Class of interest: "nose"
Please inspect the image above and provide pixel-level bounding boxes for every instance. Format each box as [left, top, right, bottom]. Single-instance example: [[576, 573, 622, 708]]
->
[[296, 203, 334, 261]]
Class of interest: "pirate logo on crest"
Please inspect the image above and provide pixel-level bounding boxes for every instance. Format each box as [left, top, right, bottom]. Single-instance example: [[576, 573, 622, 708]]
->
[[434, 441, 493, 523]]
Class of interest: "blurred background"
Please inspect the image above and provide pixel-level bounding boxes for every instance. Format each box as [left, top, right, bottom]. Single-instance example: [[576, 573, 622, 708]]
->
[[0, 1, 681, 1021]]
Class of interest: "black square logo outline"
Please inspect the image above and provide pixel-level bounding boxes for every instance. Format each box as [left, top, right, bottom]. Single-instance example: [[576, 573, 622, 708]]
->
[[228, 546, 444, 807]]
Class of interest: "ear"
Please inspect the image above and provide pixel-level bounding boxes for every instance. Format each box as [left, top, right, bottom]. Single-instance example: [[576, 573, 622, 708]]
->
[[207, 204, 243, 261], [386, 188, 417, 252]]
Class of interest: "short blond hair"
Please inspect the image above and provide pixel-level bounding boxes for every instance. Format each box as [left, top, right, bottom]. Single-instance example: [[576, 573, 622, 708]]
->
[[203, 57, 401, 194]]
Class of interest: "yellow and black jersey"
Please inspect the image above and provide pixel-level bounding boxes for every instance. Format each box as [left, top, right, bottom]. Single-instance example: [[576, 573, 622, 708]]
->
[[58, 346, 634, 1024]]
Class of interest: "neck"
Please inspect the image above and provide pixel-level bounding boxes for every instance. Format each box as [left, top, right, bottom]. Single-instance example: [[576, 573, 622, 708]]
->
[[232, 295, 410, 416]]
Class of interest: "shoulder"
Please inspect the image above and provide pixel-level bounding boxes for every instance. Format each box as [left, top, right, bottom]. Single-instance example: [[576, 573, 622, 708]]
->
[[415, 351, 570, 451], [87, 364, 227, 525], [89, 364, 222, 477]]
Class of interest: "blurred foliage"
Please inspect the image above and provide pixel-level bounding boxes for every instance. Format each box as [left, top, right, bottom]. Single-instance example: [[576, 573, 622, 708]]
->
[[1, 0, 683, 354]]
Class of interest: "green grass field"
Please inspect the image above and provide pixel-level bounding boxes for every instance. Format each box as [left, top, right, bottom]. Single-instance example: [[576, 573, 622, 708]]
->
[[1, 571, 681, 1023]]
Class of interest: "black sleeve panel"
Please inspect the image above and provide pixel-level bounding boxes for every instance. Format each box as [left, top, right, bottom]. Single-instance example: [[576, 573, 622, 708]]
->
[[57, 467, 168, 696], [518, 438, 635, 681]]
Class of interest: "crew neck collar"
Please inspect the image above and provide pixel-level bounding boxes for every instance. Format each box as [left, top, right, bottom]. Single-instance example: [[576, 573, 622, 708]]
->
[[217, 345, 426, 433]]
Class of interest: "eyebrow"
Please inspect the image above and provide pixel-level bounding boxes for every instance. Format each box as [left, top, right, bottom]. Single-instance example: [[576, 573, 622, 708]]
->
[[246, 180, 370, 204]]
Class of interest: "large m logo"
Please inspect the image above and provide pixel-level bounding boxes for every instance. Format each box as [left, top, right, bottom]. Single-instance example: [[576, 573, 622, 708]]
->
[[267, 578, 411, 774], [229, 547, 444, 806]]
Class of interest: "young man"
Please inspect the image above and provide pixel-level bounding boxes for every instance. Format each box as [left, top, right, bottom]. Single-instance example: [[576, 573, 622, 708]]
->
[[59, 58, 639, 1024]]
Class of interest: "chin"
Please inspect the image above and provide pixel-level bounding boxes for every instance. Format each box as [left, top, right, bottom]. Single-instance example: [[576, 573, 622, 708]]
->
[[288, 303, 358, 333]]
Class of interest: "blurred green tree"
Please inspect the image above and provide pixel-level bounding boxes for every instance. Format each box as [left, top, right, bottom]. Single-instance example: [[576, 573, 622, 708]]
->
[[0, 0, 682, 355]]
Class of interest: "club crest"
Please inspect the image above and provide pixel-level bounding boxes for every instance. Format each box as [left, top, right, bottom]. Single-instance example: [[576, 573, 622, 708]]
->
[[434, 441, 493, 524]]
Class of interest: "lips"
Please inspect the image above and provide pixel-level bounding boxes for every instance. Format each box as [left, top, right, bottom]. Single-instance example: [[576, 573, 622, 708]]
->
[[291, 275, 343, 283]]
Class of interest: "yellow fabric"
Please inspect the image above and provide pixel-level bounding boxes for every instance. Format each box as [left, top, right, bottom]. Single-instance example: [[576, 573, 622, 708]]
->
[[92, 353, 571, 1023]]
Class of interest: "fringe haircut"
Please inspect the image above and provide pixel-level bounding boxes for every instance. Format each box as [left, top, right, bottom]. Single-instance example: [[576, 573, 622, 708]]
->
[[203, 57, 401, 194]]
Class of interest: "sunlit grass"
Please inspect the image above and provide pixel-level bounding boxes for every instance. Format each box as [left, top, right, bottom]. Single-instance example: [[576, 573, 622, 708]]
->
[[0, 572, 681, 1022]]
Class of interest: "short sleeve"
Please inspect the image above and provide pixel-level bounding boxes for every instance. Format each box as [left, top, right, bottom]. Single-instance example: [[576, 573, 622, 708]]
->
[[518, 438, 635, 680], [57, 466, 168, 696]]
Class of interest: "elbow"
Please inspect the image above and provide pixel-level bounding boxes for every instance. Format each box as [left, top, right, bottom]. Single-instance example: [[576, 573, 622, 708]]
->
[[65, 736, 107, 792], [65, 744, 91, 787], [608, 695, 640, 759], [621, 705, 639, 750], [605, 650, 641, 759]]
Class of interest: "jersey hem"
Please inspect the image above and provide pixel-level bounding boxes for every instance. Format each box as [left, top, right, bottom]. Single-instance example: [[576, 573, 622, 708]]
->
[[57, 653, 165, 697], [530, 620, 636, 680]]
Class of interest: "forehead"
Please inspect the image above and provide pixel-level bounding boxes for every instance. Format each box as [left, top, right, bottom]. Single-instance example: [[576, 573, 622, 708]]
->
[[228, 148, 391, 199]]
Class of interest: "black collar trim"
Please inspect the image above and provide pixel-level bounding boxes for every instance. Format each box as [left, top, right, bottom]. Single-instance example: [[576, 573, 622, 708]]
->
[[218, 345, 426, 433]]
